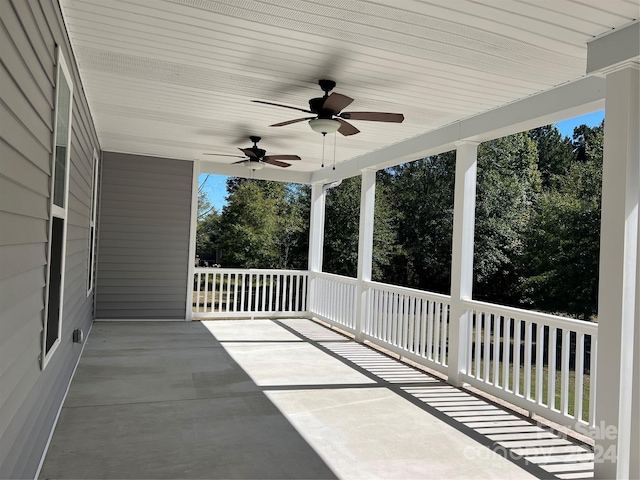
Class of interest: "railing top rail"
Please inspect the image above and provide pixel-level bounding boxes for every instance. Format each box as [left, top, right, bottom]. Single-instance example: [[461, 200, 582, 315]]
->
[[194, 267, 309, 275], [462, 298, 598, 335], [314, 271, 359, 285], [365, 280, 452, 302]]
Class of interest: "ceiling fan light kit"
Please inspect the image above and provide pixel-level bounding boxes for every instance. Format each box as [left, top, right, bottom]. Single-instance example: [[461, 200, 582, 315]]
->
[[244, 159, 264, 170], [309, 118, 341, 134]]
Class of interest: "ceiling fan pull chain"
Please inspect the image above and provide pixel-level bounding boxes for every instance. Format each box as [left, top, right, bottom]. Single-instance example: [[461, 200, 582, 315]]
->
[[333, 132, 337, 170], [321, 133, 326, 168]]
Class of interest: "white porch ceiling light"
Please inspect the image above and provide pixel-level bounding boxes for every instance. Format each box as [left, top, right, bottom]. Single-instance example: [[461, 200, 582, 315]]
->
[[308, 118, 340, 134], [244, 160, 264, 170]]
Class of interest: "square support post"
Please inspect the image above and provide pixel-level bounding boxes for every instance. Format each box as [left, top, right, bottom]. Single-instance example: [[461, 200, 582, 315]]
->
[[185, 159, 200, 321], [594, 66, 639, 480], [307, 182, 326, 315], [355, 169, 376, 341], [448, 141, 479, 386]]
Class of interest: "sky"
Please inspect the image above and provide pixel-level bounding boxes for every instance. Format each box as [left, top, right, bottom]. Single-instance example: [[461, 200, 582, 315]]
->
[[200, 110, 606, 211]]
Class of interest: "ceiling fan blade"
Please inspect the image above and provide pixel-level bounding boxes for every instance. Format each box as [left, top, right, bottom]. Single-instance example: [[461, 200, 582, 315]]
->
[[232, 160, 247, 164], [336, 118, 360, 136], [339, 112, 405, 123], [264, 155, 301, 161], [239, 148, 258, 158], [270, 117, 315, 127], [203, 153, 245, 158], [322, 92, 354, 114], [252, 100, 313, 114], [264, 158, 292, 168]]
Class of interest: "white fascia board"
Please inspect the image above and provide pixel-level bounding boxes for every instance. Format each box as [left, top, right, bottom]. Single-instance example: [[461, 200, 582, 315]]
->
[[311, 75, 606, 184], [200, 161, 313, 184], [587, 21, 640, 75]]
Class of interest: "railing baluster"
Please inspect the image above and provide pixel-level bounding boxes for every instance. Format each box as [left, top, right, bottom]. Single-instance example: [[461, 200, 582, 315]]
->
[[427, 300, 435, 361], [474, 312, 481, 378], [513, 319, 521, 396], [226, 273, 232, 313], [435, 302, 443, 364], [548, 327, 557, 410], [504, 317, 512, 392], [536, 323, 544, 404], [589, 334, 597, 427], [420, 298, 427, 358], [441, 303, 449, 366], [288, 273, 294, 312], [493, 315, 501, 387], [483, 313, 490, 382], [196, 272, 202, 313], [409, 297, 419, 353], [524, 321, 532, 399], [561, 329, 570, 415], [233, 273, 239, 312], [575, 332, 585, 422]]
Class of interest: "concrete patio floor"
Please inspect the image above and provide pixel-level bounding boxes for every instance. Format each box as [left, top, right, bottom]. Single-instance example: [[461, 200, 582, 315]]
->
[[40, 318, 594, 479]]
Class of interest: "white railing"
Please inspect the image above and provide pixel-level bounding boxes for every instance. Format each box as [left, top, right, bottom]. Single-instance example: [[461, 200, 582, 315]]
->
[[363, 281, 451, 375], [309, 272, 358, 332], [460, 299, 598, 429], [192, 268, 308, 318]]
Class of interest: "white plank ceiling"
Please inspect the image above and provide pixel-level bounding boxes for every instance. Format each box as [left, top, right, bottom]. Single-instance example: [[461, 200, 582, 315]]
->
[[59, 0, 639, 176]]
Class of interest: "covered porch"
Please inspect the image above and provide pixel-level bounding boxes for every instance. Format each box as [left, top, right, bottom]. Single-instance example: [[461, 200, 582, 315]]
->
[[41, 319, 594, 479]]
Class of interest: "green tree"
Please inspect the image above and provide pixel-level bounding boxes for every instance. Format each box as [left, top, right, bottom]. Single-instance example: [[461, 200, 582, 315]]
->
[[522, 122, 603, 319], [378, 152, 456, 293], [528, 125, 574, 187], [474, 133, 541, 304], [323, 177, 361, 277], [217, 180, 280, 268]]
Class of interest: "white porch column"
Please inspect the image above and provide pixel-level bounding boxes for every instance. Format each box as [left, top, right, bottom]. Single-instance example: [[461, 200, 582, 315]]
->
[[355, 169, 376, 341], [447, 141, 479, 386], [185, 159, 200, 321], [307, 182, 326, 314], [594, 66, 639, 480]]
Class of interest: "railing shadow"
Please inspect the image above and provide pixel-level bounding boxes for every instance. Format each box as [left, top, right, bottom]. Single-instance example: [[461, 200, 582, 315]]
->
[[276, 319, 595, 480]]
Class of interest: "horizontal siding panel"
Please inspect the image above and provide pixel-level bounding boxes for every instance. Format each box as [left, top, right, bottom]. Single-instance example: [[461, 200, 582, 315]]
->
[[0, 267, 45, 314], [0, 314, 41, 378], [0, 63, 52, 143], [0, 139, 50, 193], [25, 1, 55, 62], [98, 246, 189, 258], [98, 254, 188, 266], [96, 309, 184, 320], [93, 237, 187, 250], [100, 214, 189, 228], [99, 206, 191, 221], [0, 242, 46, 281], [97, 277, 186, 288], [99, 293, 186, 303], [0, 12, 53, 111], [0, 211, 48, 246], [0, 101, 51, 167], [97, 285, 187, 295], [102, 156, 193, 176], [97, 223, 187, 236], [7, 0, 54, 85], [100, 174, 192, 192], [96, 183, 193, 201], [0, 337, 41, 436], [0, 291, 44, 354], [0, 176, 49, 219], [97, 269, 187, 280]]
